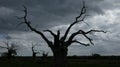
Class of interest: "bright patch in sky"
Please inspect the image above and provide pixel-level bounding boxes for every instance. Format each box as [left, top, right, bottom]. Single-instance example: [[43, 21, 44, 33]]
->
[[0, 7, 14, 16]]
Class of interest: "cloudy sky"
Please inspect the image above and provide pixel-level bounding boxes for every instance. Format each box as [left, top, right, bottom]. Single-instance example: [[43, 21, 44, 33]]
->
[[0, 0, 120, 56]]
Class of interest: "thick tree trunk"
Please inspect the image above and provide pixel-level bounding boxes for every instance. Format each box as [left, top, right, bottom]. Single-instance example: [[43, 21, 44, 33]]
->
[[52, 46, 68, 67], [7, 50, 12, 59], [32, 53, 36, 60]]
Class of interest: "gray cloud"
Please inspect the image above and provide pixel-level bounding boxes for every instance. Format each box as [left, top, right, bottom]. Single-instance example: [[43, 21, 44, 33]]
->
[[0, 0, 112, 32]]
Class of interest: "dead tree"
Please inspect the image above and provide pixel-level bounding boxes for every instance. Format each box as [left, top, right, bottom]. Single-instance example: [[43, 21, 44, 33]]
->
[[19, 2, 106, 67], [31, 43, 40, 59], [41, 51, 48, 61], [0, 41, 18, 59]]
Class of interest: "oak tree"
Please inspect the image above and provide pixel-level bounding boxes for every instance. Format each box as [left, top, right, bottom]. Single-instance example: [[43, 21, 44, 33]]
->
[[19, 2, 105, 67]]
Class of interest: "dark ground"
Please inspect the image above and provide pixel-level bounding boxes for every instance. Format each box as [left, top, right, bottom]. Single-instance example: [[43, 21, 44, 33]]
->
[[0, 56, 120, 67]]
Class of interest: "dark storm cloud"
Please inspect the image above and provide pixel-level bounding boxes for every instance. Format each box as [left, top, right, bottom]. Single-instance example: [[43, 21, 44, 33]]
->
[[0, 0, 109, 32]]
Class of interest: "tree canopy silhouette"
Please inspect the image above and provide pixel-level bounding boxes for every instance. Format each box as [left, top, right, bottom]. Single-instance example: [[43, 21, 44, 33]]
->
[[0, 41, 18, 59], [31, 43, 41, 59], [19, 1, 105, 67]]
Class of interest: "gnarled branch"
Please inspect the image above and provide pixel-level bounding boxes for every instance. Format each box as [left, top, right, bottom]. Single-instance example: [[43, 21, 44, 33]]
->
[[82, 33, 94, 45], [85, 30, 106, 34], [67, 30, 83, 43], [57, 30, 60, 38], [60, 1, 87, 42], [83, 29, 106, 45], [43, 29, 56, 37], [71, 40, 90, 46], [67, 29, 105, 46], [20, 6, 53, 47]]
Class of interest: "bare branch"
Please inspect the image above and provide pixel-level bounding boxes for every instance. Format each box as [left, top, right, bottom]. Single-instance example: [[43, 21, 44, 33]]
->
[[19, 6, 53, 47], [56, 30, 60, 39], [43, 29, 56, 37], [85, 30, 106, 34], [82, 33, 94, 45], [77, 13, 87, 23], [82, 29, 106, 45], [3, 41, 9, 49], [57, 30, 60, 36], [67, 30, 83, 43], [71, 40, 90, 46], [67, 29, 106, 46], [68, 30, 94, 45], [61, 2, 87, 42], [76, 1, 86, 22]]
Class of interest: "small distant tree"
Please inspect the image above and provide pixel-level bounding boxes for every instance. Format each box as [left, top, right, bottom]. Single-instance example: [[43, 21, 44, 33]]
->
[[19, 1, 106, 67], [0, 41, 19, 59], [31, 43, 41, 59], [41, 51, 49, 61], [92, 53, 101, 57]]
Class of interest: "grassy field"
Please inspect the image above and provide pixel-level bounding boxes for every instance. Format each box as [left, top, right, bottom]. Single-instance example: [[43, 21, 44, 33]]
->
[[0, 56, 120, 67]]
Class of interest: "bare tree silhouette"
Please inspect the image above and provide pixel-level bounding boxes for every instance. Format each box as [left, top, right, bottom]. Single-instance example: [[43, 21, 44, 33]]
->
[[31, 43, 40, 60], [0, 41, 18, 59], [19, 1, 106, 67], [41, 51, 48, 61]]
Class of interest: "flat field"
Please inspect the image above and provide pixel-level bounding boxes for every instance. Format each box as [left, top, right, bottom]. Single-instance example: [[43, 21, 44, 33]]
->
[[0, 56, 120, 67]]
